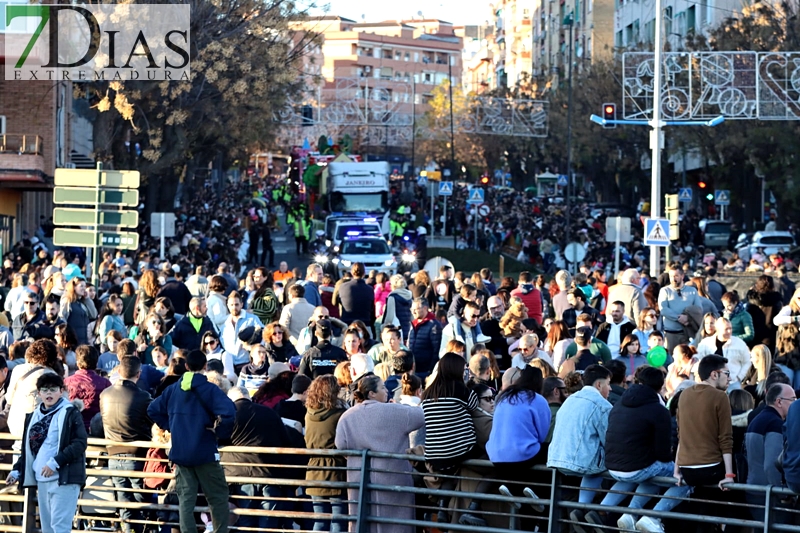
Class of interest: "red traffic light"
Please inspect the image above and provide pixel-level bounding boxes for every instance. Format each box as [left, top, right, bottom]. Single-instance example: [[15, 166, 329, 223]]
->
[[698, 181, 707, 189], [480, 176, 489, 184], [602, 102, 616, 129]]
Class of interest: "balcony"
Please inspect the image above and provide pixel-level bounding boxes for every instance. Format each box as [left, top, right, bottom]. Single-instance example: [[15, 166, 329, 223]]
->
[[0, 134, 48, 185]]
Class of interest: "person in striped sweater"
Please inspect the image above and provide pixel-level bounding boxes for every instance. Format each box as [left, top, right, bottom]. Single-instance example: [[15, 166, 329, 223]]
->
[[421, 352, 479, 523]]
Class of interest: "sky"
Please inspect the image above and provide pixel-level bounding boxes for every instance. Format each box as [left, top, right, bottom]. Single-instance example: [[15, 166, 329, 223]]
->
[[311, 0, 493, 27]]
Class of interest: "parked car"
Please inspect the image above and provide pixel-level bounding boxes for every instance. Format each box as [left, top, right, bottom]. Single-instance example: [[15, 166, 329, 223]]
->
[[699, 219, 732, 249], [735, 231, 796, 261]]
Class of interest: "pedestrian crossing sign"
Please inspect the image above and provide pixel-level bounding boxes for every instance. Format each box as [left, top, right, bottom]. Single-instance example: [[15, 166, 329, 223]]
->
[[644, 218, 671, 247], [438, 181, 453, 196], [467, 187, 485, 205], [417, 176, 428, 187], [557, 175, 568, 187], [678, 188, 692, 203], [715, 189, 730, 206]]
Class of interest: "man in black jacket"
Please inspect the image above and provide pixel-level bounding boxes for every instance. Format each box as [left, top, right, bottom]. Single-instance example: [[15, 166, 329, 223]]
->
[[408, 298, 441, 378], [99, 356, 153, 533], [223, 386, 300, 530], [480, 296, 509, 369], [594, 301, 636, 357], [298, 320, 348, 379], [170, 297, 217, 351], [600, 366, 690, 532], [333, 262, 375, 326], [11, 293, 47, 340]]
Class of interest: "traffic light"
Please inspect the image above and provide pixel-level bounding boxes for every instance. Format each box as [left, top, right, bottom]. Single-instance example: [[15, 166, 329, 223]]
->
[[698, 180, 707, 189], [480, 175, 490, 185], [602, 103, 617, 129]]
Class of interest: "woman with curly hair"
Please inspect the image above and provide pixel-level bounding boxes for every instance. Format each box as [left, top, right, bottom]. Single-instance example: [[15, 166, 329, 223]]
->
[[249, 267, 280, 324], [262, 321, 298, 364], [305, 375, 348, 532], [775, 323, 800, 388]]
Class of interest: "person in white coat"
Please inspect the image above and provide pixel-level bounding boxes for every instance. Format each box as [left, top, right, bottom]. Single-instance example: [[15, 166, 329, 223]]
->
[[697, 317, 751, 392]]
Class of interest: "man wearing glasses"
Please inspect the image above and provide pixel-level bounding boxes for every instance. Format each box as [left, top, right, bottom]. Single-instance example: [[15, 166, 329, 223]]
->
[[672, 355, 735, 533], [11, 295, 46, 342]]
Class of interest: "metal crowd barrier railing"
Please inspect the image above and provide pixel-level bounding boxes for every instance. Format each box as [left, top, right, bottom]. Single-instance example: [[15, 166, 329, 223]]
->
[[0, 433, 794, 532]]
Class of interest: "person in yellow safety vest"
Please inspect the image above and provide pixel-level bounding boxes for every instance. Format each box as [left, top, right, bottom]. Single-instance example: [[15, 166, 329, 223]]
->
[[390, 218, 405, 246], [294, 216, 311, 255]]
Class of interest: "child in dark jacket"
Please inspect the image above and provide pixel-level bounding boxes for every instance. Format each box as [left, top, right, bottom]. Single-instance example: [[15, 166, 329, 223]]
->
[[7, 372, 87, 533]]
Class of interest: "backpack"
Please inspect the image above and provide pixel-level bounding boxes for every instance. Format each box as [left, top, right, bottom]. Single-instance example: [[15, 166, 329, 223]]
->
[[143, 447, 171, 489]]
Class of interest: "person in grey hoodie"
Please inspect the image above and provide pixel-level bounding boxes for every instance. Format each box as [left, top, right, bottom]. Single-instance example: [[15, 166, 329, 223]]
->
[[381, 274, 414, 340]]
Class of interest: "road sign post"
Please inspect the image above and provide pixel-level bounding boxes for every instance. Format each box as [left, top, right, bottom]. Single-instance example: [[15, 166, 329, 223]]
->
[[438, 182, 453, 238], [52, 165, 140, 285], [715, 190, 730, 220], [605, 217, 631, 279], [644, 218, 671, 247]]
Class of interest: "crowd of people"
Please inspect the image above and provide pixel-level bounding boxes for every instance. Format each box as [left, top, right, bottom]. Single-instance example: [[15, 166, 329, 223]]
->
[[2, 176, 800, 533]]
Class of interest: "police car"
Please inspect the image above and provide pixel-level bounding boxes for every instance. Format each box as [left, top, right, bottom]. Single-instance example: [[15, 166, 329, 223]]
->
[[332, 235, 397, 276]]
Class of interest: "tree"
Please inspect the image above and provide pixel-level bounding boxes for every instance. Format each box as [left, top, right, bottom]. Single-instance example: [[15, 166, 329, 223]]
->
[[80, 0, 321, 214], [675, 0, 800, 226]]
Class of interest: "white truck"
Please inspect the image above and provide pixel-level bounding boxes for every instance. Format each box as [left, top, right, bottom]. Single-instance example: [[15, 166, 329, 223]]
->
[[325, 161, 392, 237]]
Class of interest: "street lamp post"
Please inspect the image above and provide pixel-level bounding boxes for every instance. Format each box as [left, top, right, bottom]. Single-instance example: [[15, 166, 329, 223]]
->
[[448, 54, 457, 247], [564, 12, 575, 273]]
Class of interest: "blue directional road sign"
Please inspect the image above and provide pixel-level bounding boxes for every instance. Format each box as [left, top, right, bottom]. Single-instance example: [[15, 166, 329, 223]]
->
[[494, 169, 503, 180], [678, 188, 692, 203], [644, 218, 671, 247], [438, 181, 453, 196], [467, 187, 485, 205], [557, 174, 569, 187], [715, 189, 730, 206], [417, 176, 428, 187]]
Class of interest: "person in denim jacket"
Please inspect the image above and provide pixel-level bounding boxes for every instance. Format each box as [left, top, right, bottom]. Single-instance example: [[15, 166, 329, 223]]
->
[[547, 364, 612, 526]]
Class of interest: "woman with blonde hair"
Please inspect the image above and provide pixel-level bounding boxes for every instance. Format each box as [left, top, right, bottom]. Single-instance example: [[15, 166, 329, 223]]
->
[[262, 321, 298, 364], [743, 344, 778, 400], [633, 307, 659, 353], [774, 287, 800, 326], [775, 323, 800, 387], [411, 269, 431, 299], [135, 269, 160, 325]]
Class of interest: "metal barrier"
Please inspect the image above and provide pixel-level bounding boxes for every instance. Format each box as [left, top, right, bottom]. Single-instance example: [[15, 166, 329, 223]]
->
[[0, 434, 795, 532]]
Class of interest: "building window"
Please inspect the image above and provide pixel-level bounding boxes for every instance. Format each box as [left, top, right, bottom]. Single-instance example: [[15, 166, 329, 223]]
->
[[405, 52, 410, 61], [687, 6, 696, 32], [615, 30, 622, 48], [414, 52, 420, 62], [664, 6, 673, 36]]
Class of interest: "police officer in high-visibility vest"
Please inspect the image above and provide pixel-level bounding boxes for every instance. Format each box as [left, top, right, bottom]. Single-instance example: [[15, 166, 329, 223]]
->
[[390, 217, 405, 247], [294, 214, 311, 255]]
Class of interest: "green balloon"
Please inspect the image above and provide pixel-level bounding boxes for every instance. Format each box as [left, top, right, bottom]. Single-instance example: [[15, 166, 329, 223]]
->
[[647, 346, 668, 367]]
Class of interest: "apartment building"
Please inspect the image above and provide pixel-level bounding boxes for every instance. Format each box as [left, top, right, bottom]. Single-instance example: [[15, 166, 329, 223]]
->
[[527, 0, 614, 84], [457, 25, 494, 94], [614, 0, 733, 50], [299, 17, 463, 113]]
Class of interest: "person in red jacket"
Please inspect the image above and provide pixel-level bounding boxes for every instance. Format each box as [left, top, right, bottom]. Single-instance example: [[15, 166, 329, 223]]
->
[[510, 271, 543, 325]]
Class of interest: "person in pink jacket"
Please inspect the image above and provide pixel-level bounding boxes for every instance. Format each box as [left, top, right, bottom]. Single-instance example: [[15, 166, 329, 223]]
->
[[374, 273, 392, 318]]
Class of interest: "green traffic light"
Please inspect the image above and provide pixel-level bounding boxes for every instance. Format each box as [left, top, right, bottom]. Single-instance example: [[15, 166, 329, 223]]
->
[[706, 193, 714, 200]]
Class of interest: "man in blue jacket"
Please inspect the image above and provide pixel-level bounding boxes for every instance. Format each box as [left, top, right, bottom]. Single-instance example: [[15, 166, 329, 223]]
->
[[148, 350, 236, 533]]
